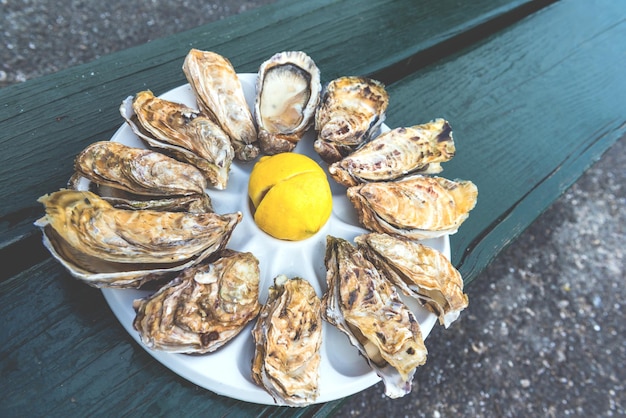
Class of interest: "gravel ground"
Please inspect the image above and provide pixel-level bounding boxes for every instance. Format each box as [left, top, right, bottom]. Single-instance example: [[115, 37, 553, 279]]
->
[[2, 1, 624, 417]]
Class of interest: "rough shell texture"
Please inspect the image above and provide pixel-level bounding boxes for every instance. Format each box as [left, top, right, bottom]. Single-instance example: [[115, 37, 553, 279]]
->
[[120, 90, 234, 190], [66, 177, 214, 214], [96, 193, 212, 213], [133, 250, 261, 353], [251, 275, 322, 406], [356, 233, 468, 328], [329, 119, 456, 187], [182, 49, 259, 161], [35, 190, 241, 288], [314, 76, 389, 163], [73, 141, 208, 196], [321, 236, 427, 398], [254, 51, 321, 155], [347, 175, 478, 240]]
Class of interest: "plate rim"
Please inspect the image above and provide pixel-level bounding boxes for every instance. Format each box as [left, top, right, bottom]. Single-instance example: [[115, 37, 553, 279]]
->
[[98, 74, 447, 406]]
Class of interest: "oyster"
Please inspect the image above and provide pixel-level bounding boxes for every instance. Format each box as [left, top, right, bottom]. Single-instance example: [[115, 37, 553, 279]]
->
[[347, 175, 478, 240], [251, 275, 322, 406], [121, 90, 235, 190], [35, 189, 241, 288], [356, 233, 468, 328], [329, 119, 456, 187], [254, 51, 321, 154], [66, 181, 214, 214], [133, 250, 261, 353], [314, 76, 389, 163], [182, 49, 259, 161], [73, 141, 208, 196], [322, 236, 427, 398]]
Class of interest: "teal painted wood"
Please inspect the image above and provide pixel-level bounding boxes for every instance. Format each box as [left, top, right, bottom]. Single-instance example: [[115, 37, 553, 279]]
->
[[0, 0, 540, 251], [0, 261, 344, 416], [382, 0, 626, 284], [2, 0, 625, 416]]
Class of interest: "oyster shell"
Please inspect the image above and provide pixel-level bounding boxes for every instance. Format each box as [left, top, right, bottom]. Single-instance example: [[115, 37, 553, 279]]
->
[[321, 236, 427, 398], [329, 119, 456, 187], [66, 179, 214, 214], [73, 141, 208, 196], [356, 233, 468, 328], [35, 189, 241, 288], [347, 175, 478, 240], [251, 275, 322, 406], [120, 90, 234, 190], [133, 250, 261, 353], [314, 76, 389, 163], [182, 49, 259, 161], [100, 194, 212, 213], [254, 51, 321, 155]]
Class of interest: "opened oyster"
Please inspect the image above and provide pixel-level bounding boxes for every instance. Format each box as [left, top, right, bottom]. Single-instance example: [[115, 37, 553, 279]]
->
[[254, 51, 321, 155], [133, 250, 261, 353], [120, 90, 234, 190], [322, 236, 427, 398], [251, 275, 322, 406], [35, 189, 241, 288], [348, 175, 478, 240], [356, 233, 468, 328], [314, 76, 389, 163], [183, 49, 259, 161], [329, 119, 456, 187]]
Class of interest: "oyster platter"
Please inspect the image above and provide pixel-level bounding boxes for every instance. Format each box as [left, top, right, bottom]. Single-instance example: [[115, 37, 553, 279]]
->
[[35, 50, 477, 406]]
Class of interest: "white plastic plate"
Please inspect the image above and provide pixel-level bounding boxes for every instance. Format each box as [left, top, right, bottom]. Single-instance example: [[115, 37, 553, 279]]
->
[[99, 74, 448, 405]]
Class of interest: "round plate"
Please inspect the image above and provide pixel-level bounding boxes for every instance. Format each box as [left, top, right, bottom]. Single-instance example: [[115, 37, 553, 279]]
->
[[100, 74, 448, 405]]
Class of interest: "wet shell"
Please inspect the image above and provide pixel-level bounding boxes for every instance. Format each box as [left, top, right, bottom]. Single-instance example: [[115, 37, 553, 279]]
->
[[254, 51, 321, 155], [321, 236, 427, 398], [66, 178, 214, 214], [347, 175, 478, 240], [35, 190, 241, 288], [120, 90, 234, 190], [251, 275, 322, 406], [132, 250, 261, 353], [356, 233, 468, 328], [73, 141, 208, 196], [329, 119, 456, 187], [182, 49, 259, 161], [314, 76, 389, 163]]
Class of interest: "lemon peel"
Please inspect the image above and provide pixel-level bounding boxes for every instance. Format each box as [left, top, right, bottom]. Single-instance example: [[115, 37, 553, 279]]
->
[[248, 153, 332, 241]]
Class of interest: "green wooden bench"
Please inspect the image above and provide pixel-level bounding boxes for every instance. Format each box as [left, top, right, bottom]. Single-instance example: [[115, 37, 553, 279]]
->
[[2, 0, 625, 415]]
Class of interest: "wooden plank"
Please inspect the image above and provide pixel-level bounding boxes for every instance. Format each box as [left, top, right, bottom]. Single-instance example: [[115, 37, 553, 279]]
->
[[382, 0, 626, 284], [0, 0, 544, 251], [0, 260, 344, 416], [3, 0, 624, 416]]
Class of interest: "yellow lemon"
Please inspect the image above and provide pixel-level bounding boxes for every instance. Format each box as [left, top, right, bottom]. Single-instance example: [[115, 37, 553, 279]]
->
[[248, 153, 332, 241]]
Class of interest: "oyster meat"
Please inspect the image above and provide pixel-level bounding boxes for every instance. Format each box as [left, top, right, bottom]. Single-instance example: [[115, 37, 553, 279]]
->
[[322, 236, 427, 398], [347, 175, 478, 240], [329, 119, 456, 187], [251, 275, 322, 406], [183, 49, 259, 161], [133, 250, 261, 353], [120, 90, 234, 190], [254, 51, 321, 155], [35, 189, 241, 288], [356, 233, 468, 328], [314, 76, 389, 163]]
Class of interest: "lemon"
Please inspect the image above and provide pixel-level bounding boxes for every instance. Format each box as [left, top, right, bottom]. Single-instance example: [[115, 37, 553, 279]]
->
[[248, 153, 332, 241]]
